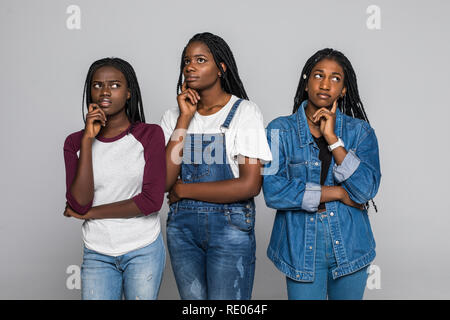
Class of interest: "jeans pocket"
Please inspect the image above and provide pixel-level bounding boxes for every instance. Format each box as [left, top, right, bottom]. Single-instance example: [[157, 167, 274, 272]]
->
[[226, 210, 255, 232]]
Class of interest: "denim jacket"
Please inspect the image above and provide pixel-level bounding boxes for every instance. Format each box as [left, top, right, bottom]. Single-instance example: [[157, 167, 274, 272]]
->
[[262, 100, 381, 282]]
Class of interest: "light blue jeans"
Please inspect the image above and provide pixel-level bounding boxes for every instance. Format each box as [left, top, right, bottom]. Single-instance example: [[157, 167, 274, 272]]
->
[[81, 233, 166, 300], [286, 213, 369, 300]]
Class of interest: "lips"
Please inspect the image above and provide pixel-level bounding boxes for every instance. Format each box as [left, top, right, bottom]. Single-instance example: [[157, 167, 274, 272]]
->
[[186, 76, 199, 82], [317, 93, 331, 99], [99, 98, 112, 107]]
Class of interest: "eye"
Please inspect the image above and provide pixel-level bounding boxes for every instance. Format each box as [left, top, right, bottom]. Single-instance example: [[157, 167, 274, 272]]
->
[[111, 83, 120, 89], [197, 57, 206, 63], [331, 76, 341, 82], [92, 83, 101, 89], [184, 59, 190, 65], [314, 74, 323, 79]]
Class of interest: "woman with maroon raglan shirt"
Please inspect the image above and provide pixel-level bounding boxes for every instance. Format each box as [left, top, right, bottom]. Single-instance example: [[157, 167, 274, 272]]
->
[[63, 57, 166, 300]]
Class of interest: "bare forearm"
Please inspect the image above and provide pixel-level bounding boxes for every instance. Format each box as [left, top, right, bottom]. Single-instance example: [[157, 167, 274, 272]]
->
[[165, 115, 192, 191], [320, 185, 343, 203], [70, 136, 95, 205], [180, 178, 262, 203], [88, 199, 142, 219], [324, 134, 347, 165]]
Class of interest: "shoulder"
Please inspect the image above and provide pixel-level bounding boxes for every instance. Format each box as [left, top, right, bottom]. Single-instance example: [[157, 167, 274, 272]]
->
[[266, 113, 297, 132], [131, 122, 164, 139], [64, 129, 84, 151], [161, 107, 179, 122], [131, 122, 165, 147], [235, 99, 263, 118], [341, 113, 375, 138]]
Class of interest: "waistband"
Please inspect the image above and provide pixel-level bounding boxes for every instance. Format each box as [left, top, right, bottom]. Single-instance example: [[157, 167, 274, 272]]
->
[[171, 198, 255, 211]]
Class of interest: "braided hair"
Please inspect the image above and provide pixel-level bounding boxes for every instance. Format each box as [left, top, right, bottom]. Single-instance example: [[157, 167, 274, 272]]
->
[[177, 32, 248, 100], [292, 48, 370, 124], [293, 48, 377, 212], [82, 57, 145, 123]]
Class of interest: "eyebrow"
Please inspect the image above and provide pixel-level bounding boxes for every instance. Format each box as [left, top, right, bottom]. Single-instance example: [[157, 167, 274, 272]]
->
[[184, 54, 208, 59], [313, 69, 343, 76], [92, 80, 123, 83]]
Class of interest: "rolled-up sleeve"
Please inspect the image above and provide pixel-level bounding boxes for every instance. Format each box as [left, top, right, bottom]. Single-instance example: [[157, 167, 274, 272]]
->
[[300, 182, 322, 212], [333, 149, 361, 183], [340, 126, 381, 204], [262, 122, 320, 213]]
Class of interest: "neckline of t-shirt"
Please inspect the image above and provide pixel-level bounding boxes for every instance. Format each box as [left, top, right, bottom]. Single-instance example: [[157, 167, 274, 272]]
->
[[95, 123, 134, 143], [194, 95, 237, 119]]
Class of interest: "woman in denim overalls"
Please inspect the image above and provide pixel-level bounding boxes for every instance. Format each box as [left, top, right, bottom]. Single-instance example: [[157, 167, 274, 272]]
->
[[162, 33, 272, 300]]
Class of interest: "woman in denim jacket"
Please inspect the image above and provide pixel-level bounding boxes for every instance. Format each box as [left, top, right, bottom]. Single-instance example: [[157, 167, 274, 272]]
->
[[262, 48, 381, 300]]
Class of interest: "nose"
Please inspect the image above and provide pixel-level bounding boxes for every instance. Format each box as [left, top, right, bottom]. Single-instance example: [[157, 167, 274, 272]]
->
[[185, 63, 196, 73], [319, 77, 331, 91], [100, 84, 111, 96]]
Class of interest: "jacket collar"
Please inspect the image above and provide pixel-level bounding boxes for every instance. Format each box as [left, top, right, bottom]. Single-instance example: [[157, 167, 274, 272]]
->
[[295, 100, 343, 147]]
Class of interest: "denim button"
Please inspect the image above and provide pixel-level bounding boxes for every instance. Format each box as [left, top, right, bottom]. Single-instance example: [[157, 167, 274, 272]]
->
[[335, 240, 339, 245], [309, 246, 313, 250], [246, 219, 251, 223], [314, 162, 319, 166], [330, 212, 334, 216], [246, 204, 251, 209], [310, 217, 314, 222]]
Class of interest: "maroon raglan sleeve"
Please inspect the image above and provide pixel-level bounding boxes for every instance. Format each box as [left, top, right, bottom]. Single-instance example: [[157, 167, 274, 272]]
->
[[131, 124, 166, 216], [63, 131, 93, 214]]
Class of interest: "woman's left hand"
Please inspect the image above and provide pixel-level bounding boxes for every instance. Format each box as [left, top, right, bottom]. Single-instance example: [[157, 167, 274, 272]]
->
[[167, 179, 184, 205], [63, 202, 92, 220], [312, 99, 338, 144]]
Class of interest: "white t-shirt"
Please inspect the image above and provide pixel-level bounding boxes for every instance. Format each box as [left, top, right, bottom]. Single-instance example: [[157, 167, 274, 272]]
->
[[160, 95, 272, 178], [64, 123, 166, 257]]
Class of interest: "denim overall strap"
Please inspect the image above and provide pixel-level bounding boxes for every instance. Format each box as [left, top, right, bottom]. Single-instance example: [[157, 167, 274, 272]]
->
[[220, 98, 243, 131]]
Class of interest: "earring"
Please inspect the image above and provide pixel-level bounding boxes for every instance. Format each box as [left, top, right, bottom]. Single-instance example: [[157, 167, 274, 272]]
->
[[303, 74, 307, 79]]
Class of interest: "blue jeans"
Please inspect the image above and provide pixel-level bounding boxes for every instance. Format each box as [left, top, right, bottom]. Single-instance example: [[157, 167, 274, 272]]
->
[[81, 233, 166, 300], [286, 213, 369, 300], [167, 201, 256, 300]]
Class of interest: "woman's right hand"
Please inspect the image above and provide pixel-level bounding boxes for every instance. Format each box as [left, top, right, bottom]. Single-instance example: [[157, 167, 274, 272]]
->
[[83, 103, 107, 139], [177, 81, 200, 118], [339, 186, 365, 210]]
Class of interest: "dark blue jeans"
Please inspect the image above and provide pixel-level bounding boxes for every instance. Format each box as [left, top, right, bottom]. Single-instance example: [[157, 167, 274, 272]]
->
[[167, 201, 256, 300], [286, 213, 369, 300]]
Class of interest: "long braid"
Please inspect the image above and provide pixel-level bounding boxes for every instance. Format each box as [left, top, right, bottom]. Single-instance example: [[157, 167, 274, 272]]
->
[[293, 48, 377, 212], [83, 57, 145, 124], [177, 32, 248, 100]]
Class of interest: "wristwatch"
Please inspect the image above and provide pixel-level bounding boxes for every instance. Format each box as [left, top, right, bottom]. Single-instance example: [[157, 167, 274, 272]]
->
[[328, 137, 344, 152]]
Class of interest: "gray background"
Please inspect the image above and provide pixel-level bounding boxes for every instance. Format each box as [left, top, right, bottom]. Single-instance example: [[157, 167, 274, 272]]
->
[[1, 0, 449, 299]]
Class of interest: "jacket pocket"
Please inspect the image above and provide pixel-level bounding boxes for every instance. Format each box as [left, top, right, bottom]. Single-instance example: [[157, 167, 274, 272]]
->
[[287, 161, 308, 180]]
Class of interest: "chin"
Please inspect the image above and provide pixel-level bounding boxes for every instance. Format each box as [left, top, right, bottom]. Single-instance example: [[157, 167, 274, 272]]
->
[[311, 99, 332, 109], [186, 83, 203, 91]]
